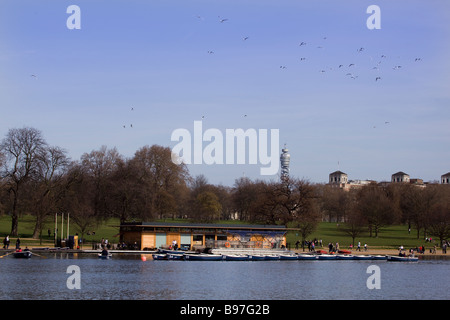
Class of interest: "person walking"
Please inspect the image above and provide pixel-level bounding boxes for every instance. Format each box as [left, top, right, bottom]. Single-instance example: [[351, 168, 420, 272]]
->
[[357, 241, 361, 251], [15, 238, 20, 250], [5, 235, 10, 249]]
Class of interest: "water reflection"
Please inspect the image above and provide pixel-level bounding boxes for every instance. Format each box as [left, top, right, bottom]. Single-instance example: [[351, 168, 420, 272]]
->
[[0, 253, 448, 300]]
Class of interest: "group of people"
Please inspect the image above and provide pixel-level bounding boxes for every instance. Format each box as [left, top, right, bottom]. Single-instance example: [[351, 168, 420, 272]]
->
[[351, 242, 368, 251], [3, 235, 27, 252], [2, 235, 10, 249], [294, 239, 369, 253], [296, 239, 323, 251]]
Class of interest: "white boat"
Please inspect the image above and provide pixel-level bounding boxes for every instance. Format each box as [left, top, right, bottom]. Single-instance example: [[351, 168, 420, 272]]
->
[[318, 254, 337, 260], [184, 254, 223, 261], [248, 254, 266, 261], [336, 254, 355, 260], [353, 255, 373, 260], [167, 253, 184, 260], [279, 254, 298, 260], [297, 254, 318, 260], [152, 253, 167, 260], [387, 255, 419, 262], [223, 254, 249, 261], [371, 255, 388, 260]]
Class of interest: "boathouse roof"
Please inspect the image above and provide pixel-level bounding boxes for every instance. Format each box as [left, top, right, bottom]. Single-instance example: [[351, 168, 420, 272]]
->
[[120, 221, 288, 231]]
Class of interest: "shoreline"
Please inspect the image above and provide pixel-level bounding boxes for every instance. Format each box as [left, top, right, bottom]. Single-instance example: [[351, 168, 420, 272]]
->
[[293, 248, 449, 257], [2, 246, 449, 258]]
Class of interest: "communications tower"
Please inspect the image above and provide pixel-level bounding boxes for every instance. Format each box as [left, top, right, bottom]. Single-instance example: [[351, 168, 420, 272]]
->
[[280, 144, 290, 182]]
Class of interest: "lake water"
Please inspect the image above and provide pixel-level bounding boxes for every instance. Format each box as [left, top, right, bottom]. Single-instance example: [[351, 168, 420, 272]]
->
[[0, 253, 448, 301]]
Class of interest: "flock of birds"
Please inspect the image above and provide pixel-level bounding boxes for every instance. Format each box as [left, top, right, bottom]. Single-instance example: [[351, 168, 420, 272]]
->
[[197, 15, 423, 85], [192, 14, 425, 129], [28, 14, 424, 131]]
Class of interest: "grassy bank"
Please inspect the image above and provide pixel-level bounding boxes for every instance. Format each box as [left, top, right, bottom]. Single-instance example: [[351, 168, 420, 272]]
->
[[0, 215, 433, 250], [286, 223, 430, 250]]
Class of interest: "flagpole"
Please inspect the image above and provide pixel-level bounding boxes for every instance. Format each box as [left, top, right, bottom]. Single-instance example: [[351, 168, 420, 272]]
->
[[67, 212, 69, 240], [55, 213, 57, 246], [61, 212, 64, 245]]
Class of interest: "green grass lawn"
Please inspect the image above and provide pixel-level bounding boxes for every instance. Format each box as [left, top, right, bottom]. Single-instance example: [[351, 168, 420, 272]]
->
[[0, 215, 428, 249], [286, 222, 427, 250]]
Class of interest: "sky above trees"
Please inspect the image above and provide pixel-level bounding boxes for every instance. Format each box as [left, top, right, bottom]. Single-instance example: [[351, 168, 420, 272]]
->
[[1, 1, 449, 186]]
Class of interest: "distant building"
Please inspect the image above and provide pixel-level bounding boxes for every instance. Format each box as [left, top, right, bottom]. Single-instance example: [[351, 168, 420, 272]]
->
[[329, 171, 348, 185], [348, 179, 377, 188], [119, 222, 289, 251], [442, 172, 450, 184], [391, 171, 410, 183]]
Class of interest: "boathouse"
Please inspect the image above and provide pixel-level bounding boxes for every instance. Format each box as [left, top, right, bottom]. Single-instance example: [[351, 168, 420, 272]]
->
[[119, 222, 289, 251]]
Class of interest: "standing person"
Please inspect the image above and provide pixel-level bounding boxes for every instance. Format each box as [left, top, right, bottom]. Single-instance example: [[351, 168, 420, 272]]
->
[[16, 238, 20, 250], [364, 243, 368, 251], [5, 235, 10, 249], [357, 241, 361, 251]]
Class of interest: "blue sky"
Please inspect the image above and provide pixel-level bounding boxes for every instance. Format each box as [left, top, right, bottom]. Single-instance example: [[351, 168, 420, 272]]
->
[[1, 0, 449, 186]]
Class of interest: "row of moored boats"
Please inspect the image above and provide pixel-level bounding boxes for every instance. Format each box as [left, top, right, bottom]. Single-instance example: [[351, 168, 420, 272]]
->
[[152, 250, 419, 262]]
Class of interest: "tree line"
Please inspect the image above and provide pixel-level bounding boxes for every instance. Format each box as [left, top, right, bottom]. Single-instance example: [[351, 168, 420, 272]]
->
[[0, 127, 449, 246]]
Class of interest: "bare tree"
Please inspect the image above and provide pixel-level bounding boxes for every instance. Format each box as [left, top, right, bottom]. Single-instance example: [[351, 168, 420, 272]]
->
[[28, 146, 69, 239], [354, 184, 398, 237], [426, 185, 450, 246], [0, 127, 47, 236], [131, 145, 190, 220], [320, 185, 351, 222], [80, 146, 123, 220]]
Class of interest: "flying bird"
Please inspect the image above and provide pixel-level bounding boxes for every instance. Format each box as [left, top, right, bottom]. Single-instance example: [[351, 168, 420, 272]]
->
[[299, 42, 307, 46], [357, 47, 364, 52], [280, 66, 287, 69], [207, 51, 214, 54], [415, 58, 422, 62], [349, 64, 355, 67], [218, 16, 228, 23], [375, 77, 381, 81], [300, 57, 306, 61], [243, 36, 249, 41]]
